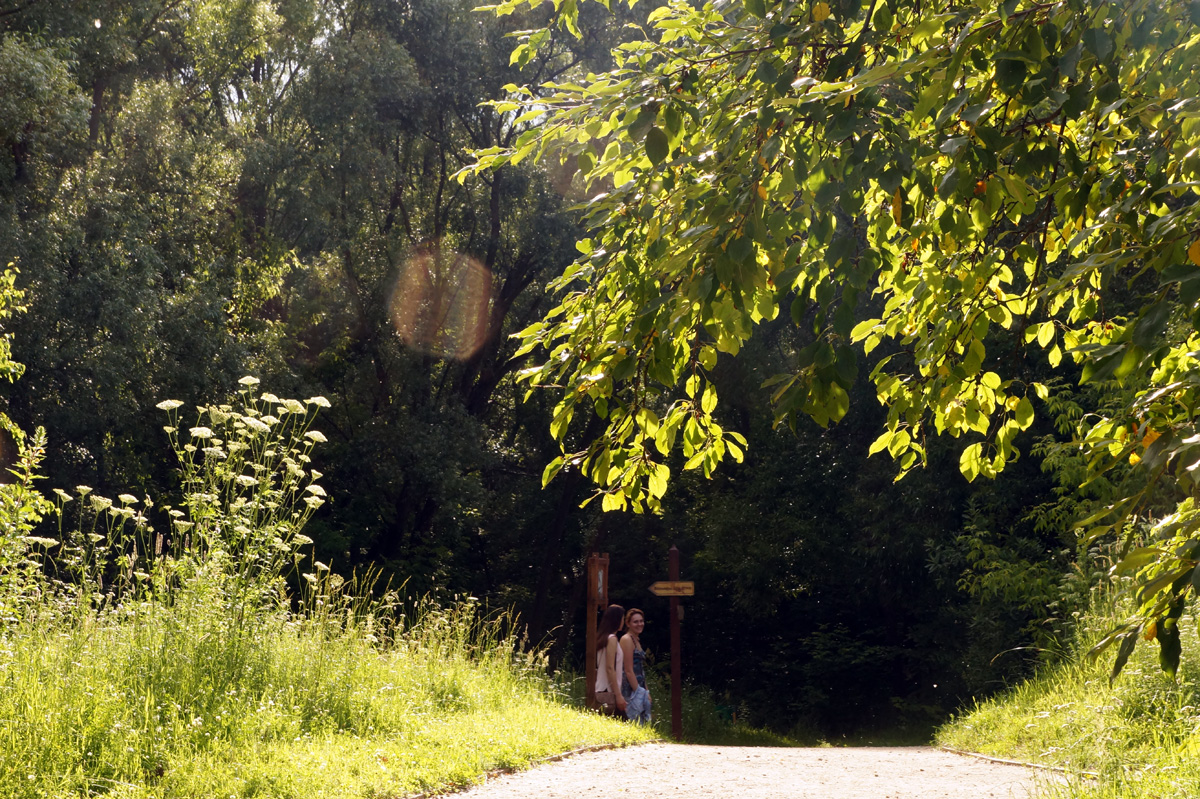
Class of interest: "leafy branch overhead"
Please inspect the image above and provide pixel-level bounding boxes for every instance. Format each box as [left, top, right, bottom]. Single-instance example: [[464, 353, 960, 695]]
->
[[463, 0, 1200, 674]]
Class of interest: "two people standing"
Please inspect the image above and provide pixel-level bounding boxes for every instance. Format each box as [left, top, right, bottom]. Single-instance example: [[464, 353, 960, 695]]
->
[[594, 604, 651, 724]]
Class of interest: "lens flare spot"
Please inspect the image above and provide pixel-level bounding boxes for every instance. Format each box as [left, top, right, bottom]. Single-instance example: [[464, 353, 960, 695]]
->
[[389, 245, 493, 360]]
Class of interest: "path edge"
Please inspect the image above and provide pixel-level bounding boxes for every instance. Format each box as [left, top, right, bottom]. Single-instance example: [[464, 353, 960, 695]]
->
[[938, 745, 1098, 779], [406, 738, 666, 798]]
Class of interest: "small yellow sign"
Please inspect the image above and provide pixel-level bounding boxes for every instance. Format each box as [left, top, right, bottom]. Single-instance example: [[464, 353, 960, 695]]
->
[[649, 581, 695, 597]]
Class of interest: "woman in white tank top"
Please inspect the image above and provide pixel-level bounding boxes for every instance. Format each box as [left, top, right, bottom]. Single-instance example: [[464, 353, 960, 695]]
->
[[594, 604, 626, 714]]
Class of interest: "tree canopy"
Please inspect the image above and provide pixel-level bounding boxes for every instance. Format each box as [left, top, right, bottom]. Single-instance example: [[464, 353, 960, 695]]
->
[[0, 0, 1138, 732], [464, 0, 1200, 675]]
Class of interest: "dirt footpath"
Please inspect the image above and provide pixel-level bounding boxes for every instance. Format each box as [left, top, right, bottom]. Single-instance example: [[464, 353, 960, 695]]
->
[[457, 743, 1058, 799]]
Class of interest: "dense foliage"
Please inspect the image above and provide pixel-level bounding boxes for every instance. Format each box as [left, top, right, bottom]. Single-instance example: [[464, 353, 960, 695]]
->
[[0, 0, 1153, 736], [465, 0, 1200, 678]]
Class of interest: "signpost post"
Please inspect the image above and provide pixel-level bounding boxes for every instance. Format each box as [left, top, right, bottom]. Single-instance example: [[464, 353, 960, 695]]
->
[[584, 552, 609, 710], [648, 546, 690, 741]]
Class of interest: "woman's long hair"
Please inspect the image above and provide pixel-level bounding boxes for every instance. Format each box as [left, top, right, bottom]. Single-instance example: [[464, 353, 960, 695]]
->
[[595, 603, 626, 650]]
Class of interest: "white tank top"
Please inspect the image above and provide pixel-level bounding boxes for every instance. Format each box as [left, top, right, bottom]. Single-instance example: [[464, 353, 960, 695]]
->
[[595, 636, 624, 692]]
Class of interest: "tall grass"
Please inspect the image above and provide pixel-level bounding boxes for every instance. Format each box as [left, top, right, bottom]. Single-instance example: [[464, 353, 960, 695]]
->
[[0, 585, 649, 798], [938, 587, 1200, 799], [0, 381, 651, 799]]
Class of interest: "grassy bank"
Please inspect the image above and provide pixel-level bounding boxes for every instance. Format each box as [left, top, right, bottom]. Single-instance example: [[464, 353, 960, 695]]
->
[[937, 592, 1200, 798], [0, 585, 653, 799], [0, 384, 652, 798]]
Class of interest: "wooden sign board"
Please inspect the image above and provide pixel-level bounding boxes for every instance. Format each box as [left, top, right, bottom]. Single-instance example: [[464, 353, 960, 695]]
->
[[585, 553, 609, 710], [648, 580, 694, 597]]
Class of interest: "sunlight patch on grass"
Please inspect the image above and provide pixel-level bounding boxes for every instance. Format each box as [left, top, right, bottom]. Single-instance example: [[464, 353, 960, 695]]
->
[[163, 703, 651, 799]]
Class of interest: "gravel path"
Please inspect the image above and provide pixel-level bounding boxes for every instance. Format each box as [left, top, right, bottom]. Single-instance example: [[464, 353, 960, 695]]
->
[[457, 743, 1059, 799]]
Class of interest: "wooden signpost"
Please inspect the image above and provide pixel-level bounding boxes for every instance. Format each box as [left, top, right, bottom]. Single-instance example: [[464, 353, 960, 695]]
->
[[649, 545, 688, 741], [585, 546, 690, 742], [584, 552, 609, 710]]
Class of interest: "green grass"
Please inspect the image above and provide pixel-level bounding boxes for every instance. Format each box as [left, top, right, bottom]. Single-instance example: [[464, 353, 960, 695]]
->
[[0, 584, 652, 799], [0, 387, 654, 798], [937, 592, 1200, 799]]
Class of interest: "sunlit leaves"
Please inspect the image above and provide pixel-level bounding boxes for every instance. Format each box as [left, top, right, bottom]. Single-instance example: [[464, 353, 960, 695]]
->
[[470, 0, 1200, 648]]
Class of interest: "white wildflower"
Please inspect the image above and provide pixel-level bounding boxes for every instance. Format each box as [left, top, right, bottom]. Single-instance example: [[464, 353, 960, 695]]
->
[[243, 417, 270, 433]]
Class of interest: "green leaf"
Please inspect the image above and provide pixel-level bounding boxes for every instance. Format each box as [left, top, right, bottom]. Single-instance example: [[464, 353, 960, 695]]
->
[[1014, 397, 1034, 430], [851, 318, 881, 342], [887, 429, 911, 458], [1110, 632, 1139, 685], [542, 456, 564, 488], [754, 60, 778, 85], [647, 462, 670, 498], [577, 150, 595, 176], [1036, 321, 1055, 348], [728, 236, 754, 264], [1132, 300, 1170, 349], [828, 382, 849, 422], [1160, 619, 1183, 679], [550, 404, 573, 441], [636, 407, 660, 437], [645, 126, 669, 165], [1083, 28, 1113, 62], [1080, 349, 1124, 385], [960, 442, 983, 482]]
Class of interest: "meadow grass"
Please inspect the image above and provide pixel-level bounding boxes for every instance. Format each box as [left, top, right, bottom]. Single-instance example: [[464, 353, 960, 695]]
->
[[937, 592, 1200, 799], [0, 384, 653, 799], [0, 582, 652, 799]]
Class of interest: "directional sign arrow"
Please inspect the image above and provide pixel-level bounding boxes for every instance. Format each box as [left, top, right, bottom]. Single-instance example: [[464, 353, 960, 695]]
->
[[648, 580, 694, 597]]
